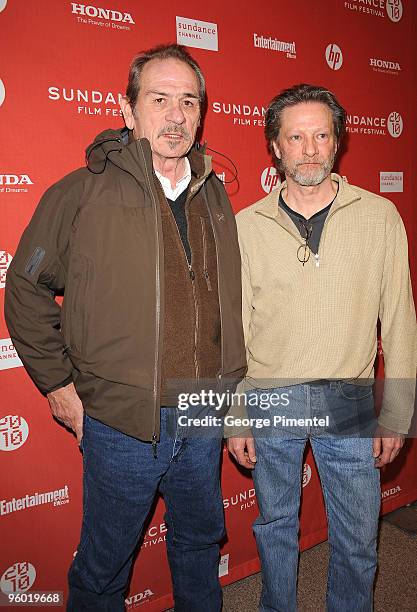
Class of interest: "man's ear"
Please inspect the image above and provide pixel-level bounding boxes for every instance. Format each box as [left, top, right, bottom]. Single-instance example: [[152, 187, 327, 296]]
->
[[272, 140, 281, 161], [120, 96, 135, 130]]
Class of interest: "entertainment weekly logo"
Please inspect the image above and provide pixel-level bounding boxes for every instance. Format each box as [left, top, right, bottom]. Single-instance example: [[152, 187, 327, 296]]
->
[[0, 486, 70, 516], [0, 251, 13, 288], [0, 339, 23, 371], [261, 167, 280, 194], [70, 3, 135, 31], [346, 111, 403, 137], [0, 563, 36, 594], [253, 33, 296, 59], [211, 101, 266, 127], [344, 0, 403, 22], [380, 172, 403, 193], [48, 86, 123, 117], [0, 416, 29, 451], [369, 57, 401, 76], [0, 174, 33, 194], [176, 16, 218, 51]]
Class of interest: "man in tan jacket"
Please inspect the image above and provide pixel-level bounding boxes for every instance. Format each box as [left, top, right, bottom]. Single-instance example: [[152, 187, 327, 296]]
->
[[227, 84, 416, 612]]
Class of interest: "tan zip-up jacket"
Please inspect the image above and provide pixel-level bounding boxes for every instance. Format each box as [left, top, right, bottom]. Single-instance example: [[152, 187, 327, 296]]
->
[[226, 174, 416, 435], [5, 129, 246, 441]]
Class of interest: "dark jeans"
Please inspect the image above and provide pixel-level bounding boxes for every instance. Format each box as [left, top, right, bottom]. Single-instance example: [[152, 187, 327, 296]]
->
[[67, 408, 224, 611]]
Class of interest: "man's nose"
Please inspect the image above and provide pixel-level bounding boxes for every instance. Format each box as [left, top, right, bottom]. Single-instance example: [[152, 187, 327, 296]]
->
[[303, 136, 318, 157], [165, 100, 185, 124]]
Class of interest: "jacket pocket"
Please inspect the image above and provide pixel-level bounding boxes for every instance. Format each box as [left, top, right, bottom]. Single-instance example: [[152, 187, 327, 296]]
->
[[64, 253, 94, 354]]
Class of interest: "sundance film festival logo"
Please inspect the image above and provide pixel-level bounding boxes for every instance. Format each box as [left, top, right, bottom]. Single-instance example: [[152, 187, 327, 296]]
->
[[261, 167, 280, 194], [48, 86, 123, 117], [325, 44, 343, 70], [0, 174, 33, 194], [70, 3, 135, 31], [219, 554, 229, 578], [0, 251, 13, 289], [0, 416, 29, 451], [1, 563, 36, 594], [176, 16, 218, 51], [0, 339, 23, 371], [141, 522, 167, 549], [344, 0, 403, 21], [125, 589, 154, 608], [212, 101, 266, 127], [386, 0, 403, 22], [387, 111, 403, 138], [346, 111, 403, 137], [302, 463, 312, 487], [223, 488, 256, 511]]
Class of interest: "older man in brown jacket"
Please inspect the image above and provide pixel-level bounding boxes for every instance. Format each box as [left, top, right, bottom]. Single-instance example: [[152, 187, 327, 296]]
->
[[5, 44, 245, 612]]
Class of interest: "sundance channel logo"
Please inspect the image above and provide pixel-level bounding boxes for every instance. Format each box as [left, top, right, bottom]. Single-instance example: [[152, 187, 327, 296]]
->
[[346, 111, 403, 137], [48, 86, 123, 117], [344, 0, 403, 22], [0, 339, 23, 371], [0, 416, 29, 452], [0, 563, 36, 594], [70, 2, 135, 31], [176, 16, 218, 51]]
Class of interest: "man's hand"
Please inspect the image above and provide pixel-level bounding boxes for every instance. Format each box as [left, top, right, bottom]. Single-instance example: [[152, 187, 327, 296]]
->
[[372, 425, 405, 468], [47, 382, 84, 444], [227, 436, 257, 469]]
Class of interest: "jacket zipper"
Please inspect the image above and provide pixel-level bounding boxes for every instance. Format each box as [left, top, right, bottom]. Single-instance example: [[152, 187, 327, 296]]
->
[[203, 184, 224, 384], [200, 217, 212, 291], [137, 142, 162, 454]]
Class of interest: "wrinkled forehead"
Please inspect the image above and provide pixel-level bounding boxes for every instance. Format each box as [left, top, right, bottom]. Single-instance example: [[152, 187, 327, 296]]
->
[[140, 58, 199, 96], [279, 102, 334, 134]]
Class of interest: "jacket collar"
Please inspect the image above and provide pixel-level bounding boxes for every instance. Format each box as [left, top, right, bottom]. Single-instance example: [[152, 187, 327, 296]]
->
[[255, 173, 361, 225], [86, 127, 212, 185]]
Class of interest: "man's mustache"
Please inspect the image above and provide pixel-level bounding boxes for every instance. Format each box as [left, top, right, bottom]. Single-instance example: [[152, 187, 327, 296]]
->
[[158, 125, 190, 139]]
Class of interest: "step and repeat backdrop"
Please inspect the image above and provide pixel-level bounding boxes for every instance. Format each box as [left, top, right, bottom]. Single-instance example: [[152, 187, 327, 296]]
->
[[1, 0, 416, 609]]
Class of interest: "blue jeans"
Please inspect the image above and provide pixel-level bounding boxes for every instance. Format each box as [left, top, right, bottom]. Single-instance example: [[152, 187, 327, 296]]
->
[[248, 382, 380, 612], [67, 408, 224, 612]]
